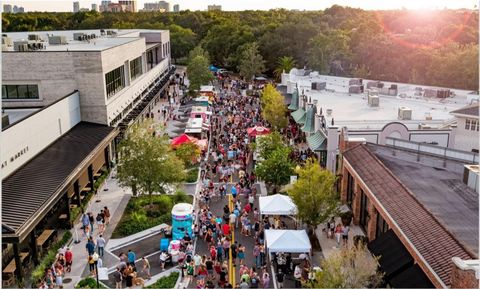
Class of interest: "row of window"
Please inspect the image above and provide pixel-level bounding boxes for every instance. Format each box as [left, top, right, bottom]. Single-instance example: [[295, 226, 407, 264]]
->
[[465, 118, 479, 131], [2, 84, 39, 100], [346, 171, 390, 238], [105, 56, 146, 98]]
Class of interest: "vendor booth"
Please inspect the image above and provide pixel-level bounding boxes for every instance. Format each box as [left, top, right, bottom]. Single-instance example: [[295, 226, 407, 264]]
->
[[259, 194, 297, 215], [265, 230, 311, 253], [171, 203, 193, 240]]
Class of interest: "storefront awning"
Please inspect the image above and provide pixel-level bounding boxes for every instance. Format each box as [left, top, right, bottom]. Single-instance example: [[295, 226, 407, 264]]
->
[[2, 122, 117, 242], [288, 88, 299, 110], [291, 108, 306, 124], [307, 131, 327, 151], [302, 105, 317, 133]]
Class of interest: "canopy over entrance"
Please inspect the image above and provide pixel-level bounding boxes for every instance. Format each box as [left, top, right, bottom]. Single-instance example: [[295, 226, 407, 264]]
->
[[265, 229, 311, 253], [259, 194, 297, 215]]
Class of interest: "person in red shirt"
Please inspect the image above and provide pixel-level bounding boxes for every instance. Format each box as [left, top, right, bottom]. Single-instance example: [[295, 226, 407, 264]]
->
[[64, 247, 73, 273], [244, 203, 251, 214], [210, 245, 217, 261], [222, 223, 231, 236]]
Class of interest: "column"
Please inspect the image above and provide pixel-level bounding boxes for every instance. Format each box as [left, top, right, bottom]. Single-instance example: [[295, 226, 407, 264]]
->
[[352, 183, 361, 225], [340, 166, 349, 203], [64, 193, 72, 229], [104, 147, 110, 170], [367, 202, 378, 241], [88, 165, 94, 190], [74, 181, 81, 206], [30, 232, 39, 265], [13, 243, 23, 281]]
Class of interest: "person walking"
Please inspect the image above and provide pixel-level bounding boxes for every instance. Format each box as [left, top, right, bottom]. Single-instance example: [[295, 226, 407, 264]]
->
[[81, 213, 90, 237], [86, 237, 95, 256], [261, 272, 270, 289], [342, 225, 350, 247], [113, 267, 123, 289], [127, 249, 136, 267], [96, 234, 106, 257], [104, 206, 111, 225], [142, 257, 151, 279], [64, 247, 73, 273], [276, 269, 285, 288]]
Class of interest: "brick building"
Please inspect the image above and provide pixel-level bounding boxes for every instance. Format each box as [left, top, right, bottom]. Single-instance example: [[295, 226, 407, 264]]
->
[[338, 133, 479, 288]]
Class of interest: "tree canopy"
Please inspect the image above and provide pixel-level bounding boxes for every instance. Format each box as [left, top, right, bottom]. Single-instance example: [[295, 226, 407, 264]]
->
[[3, 7, 478, 90], [288, 158, 339, 231], [187, 50, 214, 91], [117, 120, 186, 204], [238, 42, 266, 81], [260, 84, 288, 130]]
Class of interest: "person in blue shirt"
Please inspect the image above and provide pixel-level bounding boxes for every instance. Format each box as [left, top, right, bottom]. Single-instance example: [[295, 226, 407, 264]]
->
[[231, 185, 237, 199], [127, 249, 136, 266], [85, 237, 95, 256], [81, 213, 90, 236]]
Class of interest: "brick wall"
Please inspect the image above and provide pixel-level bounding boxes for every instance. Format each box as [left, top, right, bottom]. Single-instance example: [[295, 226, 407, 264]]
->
[[450, 258, 479, 289]]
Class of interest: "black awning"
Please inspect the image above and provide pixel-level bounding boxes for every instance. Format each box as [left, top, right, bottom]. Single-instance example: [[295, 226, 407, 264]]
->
[[2, 122, 116, 242], [368, 229, 413, 278], [389, 264, 434, 288]]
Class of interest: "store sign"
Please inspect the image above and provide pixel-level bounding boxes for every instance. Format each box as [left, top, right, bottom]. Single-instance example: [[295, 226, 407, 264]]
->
[[1, 146, 29, 169]]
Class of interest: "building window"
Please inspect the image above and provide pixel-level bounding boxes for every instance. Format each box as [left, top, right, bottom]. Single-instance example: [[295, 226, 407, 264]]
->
[[376, 211, 389, 238], [346, 172, 355, 207], [471, 119, 479, 131], [105, 65, 125, 98], [2, 84, 39, 99], [359, 189, 369, 231], [130, 56, 143, 81], [465, 119, 471, 130]]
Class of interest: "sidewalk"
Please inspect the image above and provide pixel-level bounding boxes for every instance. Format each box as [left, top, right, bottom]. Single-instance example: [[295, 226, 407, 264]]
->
[[65, 174, 132, 286]]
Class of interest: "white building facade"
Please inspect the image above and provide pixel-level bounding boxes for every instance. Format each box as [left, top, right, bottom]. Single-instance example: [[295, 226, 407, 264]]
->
[[450, 103, 480, 153]]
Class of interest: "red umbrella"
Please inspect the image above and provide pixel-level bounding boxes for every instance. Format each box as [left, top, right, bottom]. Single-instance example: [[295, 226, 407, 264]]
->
[[171, 134, 197, 146], [247, 126, 271, 137]]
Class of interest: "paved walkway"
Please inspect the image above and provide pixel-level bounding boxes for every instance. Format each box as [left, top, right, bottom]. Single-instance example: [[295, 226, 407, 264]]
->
[[315, 217, 365, 259]]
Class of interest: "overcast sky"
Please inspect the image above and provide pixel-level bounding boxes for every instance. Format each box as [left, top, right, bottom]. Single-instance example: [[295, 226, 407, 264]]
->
[[5, 0, 477, 12]]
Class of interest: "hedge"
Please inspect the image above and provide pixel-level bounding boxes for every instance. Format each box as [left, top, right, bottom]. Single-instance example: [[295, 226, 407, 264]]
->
[[145, 272, 179, 289], [31, 231, 72, 286], [75, 277, 108, 289]]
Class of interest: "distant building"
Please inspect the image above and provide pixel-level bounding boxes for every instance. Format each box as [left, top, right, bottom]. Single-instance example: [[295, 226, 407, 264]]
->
[[99, 0, 111, 12], [173, 4, 179, 12], [143, 1, 169, 12], [3, 4, 12, 13], [450, 102, 480, 153], [207, 4, 221, 11], [100, 0, 136, 12], [15, 6, 24, 13], [73, 1, 80, 12], [91, 3, 98, 11], [118, 0, 137, 12]]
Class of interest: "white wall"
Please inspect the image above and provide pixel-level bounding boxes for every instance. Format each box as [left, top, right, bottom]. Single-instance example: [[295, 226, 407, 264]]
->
[[1, 92, 81, 178], [452, 118, 479, 152]]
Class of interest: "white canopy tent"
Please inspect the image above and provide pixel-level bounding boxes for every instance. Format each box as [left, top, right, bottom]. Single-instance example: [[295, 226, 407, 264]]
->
[[259, 194, 297, 215], [265, 229, 311, 253]]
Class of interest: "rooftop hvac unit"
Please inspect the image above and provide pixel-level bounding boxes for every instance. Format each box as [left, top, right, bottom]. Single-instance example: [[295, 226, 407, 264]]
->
[[398, 107, 412, 120], [437, 89, 450, 98], [73, 32, 87, 41], [423, 89, 437, 98], [2, 36, 13, 46], [13, 40, 28, 51], [349, 78, 362, 86], [28, 34, 41, 41], [366, 81, 380, 89], [367, 89, 379, 97], [349, 85, 363, 94], [368, 95, 379, 107], [311, 82, 326, 90], [90, 34, 96, 39], [48, 35, 68, 45]]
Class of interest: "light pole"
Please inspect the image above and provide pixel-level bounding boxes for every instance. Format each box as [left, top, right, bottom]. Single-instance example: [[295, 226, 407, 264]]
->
[[92, 253, 100, 288]]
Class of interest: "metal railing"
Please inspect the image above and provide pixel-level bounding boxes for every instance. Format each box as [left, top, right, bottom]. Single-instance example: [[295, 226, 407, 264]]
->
[[385, 137, 478, 164]]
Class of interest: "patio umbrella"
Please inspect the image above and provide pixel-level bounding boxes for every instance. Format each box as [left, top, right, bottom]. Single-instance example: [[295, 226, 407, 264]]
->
[[247, 126, 271, 137]]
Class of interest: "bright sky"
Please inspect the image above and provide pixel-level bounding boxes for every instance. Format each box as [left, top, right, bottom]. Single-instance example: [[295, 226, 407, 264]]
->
[[5, 0, 477, 12]]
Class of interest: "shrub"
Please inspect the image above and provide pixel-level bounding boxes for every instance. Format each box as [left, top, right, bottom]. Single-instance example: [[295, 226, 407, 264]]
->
[[185, 167, 199, 183], [171, 191, 189, 204], [76, 277, 108, 289], [145, 272, 179, 289], [31, 231, 72, 285]]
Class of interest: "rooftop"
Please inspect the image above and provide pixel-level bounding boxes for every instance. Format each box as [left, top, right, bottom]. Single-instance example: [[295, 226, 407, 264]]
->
[[369, 143, 479, 257], [285, 73, 478, 130], [343, 144, 475, 287], [2, 108, 39, 127], [3, 29, 167, 52], [450, 102, 480, 117]]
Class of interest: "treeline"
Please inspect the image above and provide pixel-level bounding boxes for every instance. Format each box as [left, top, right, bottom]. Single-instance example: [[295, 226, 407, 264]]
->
[[2, 6, 479, 90]]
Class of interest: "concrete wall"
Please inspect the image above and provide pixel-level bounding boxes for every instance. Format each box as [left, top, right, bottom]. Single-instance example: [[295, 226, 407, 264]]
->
[[2, 52, 77, 108], [452, 117, 479, 152], [1, 91, 81, 178]]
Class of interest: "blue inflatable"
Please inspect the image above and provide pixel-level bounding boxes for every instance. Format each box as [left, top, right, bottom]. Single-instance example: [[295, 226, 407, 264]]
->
[[171, 203, 193, 240]]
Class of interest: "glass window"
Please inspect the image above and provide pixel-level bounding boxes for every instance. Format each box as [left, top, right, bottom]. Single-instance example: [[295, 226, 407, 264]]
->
[[2, 84, 40, 100], [360, 190, 369, 231], [465, 119, 471, 130], [129, 56, 143, 82], [105, 65, 125, 98], [376, 211, 389, 238], [471, 119, 478, 131], [346, 172, 355, 207]]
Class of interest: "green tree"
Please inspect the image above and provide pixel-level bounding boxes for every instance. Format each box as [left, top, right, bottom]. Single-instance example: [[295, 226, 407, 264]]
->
[[273, 56, 296, 81], [307, 29, 351, 75], [187, 54, 214, 91], [307, 244, 383, 288], [255, 146, 295, 194], [254, 131, 284, 160], [188, 45, 210, 63], [168, 24, 197, 63], [175, 141, 200, 167], [238, 42, 266, 81], [260, 84, 288, 130], [288, 158, 338, 236], [117, 121, 186, 205]]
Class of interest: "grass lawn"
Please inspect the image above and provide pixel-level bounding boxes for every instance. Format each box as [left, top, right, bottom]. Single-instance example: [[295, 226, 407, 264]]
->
[[145, 272, 179, 289], [111, 192, 193, 238]]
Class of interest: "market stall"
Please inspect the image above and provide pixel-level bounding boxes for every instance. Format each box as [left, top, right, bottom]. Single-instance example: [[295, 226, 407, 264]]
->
[[259, 194, 297, 215]]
